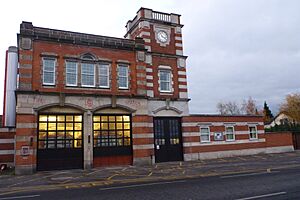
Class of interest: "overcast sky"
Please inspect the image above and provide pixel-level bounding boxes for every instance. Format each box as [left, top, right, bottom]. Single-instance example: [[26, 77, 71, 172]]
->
[[0, 0, 299, 114]]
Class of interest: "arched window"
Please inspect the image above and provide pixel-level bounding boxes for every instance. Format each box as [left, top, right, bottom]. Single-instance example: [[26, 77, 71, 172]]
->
[[81, 53, 96, 61]]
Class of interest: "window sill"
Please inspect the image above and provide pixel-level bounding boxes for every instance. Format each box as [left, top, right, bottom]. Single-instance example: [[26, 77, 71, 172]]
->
[[249, 138, 258, 141], [99, 86, 110, 89], [160, 90, 172, 93], [200, 141, 210, 143], [225, 139, 235, 142], [42, 84, 55, 87], [81, 85, 96, 88]]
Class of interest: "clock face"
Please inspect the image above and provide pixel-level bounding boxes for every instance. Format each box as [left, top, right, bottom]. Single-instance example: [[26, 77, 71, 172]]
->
[[157, 30, 168, 43]]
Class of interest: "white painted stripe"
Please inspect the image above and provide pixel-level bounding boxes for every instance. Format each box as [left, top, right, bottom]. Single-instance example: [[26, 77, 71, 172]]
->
[[175, 43, 183, 47], [0, 195, 40, 200], [132, 133, 154, 139], [146, 75, 153, 80], [146, 82, 153, 87], [183, 138, 266, 147], [178, 71, 186, 75], [0, 139, 14, 144], [144, 38, 151, 43], [132, 122, 153, 127], [132, 144, 154, 150], [0, 128, 16, 132], [140, 31, 150, 36], [16, 123, 36, 129], [0, 150, 14, 155], [100, 180, 186, 191], [183, 130, 264, 136], [182, 122, 264, 127], [220, 171, 279, 179], [235, 192, 286, 200], [178, 85, 187, 89], [178, 78, 187, 82], [146, 68, 153, 73], [175, 36, 182, 41], [182, 132, 199, 137]]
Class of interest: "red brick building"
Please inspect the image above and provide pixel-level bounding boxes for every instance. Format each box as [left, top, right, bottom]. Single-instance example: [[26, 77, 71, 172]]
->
[[1, 8, 294, 174]]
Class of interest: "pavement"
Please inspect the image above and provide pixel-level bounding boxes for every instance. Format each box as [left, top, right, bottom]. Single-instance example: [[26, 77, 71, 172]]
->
[[0, 151, 300, 196]]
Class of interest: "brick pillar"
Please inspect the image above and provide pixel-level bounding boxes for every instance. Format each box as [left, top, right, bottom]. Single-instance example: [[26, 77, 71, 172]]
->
[[15, 114, 37, 175], [83, 111, 93, 169], [132, 115, 154, 165]]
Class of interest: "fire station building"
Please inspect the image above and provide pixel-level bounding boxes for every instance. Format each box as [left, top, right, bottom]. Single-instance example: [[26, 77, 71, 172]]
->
[[1, 8, 294, 174]]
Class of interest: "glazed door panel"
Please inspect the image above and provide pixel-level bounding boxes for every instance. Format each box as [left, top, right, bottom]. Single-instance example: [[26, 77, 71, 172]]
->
[[154, 118, 183, 163]]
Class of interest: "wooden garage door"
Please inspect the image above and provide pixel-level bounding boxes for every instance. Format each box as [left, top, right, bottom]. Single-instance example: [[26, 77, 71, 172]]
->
[[93, 115, 132, 167], [37, 114, 83, 171]]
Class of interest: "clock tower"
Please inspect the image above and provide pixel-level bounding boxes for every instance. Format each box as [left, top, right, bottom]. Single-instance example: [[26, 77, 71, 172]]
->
[[125, 8, 188, 100]]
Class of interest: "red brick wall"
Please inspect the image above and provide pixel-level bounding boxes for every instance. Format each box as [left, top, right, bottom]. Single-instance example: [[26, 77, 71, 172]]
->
[[29, 41, 139, 96], [182, 115, 266, 154], [265, 132, 293, 147], [182, 116, 294, 155], [132, 115, 154, 158], [0, 129, 15, 164], [15, 114, 36, 167]]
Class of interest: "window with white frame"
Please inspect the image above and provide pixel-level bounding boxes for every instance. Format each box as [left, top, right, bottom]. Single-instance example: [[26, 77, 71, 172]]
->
[[66, 61, 77, 86], [42, 58, 55, 85], [225, 126, 235, 141], [249, 126, 258, 140], [159, 70, 171, 92], [99, 64, 109, 88], [200, 127, 210, 142], [81, 63, 95, 87], [118, 65, 129, 89]]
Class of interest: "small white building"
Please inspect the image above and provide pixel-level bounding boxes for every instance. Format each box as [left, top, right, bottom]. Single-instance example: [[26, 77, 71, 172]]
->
[[265, 112, 297, 129]]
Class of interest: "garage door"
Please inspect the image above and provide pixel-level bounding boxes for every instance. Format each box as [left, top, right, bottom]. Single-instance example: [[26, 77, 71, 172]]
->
[[37, 114, 83, 171], [93, 115, 132, 167]]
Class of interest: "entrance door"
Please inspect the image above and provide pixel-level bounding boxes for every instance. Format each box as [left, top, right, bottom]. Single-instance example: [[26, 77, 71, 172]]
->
[[37, 114, 83, 171], [154, 117, 183, 163]]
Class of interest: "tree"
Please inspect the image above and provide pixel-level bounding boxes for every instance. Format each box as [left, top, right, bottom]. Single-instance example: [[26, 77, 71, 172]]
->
[[280, 93, 300, 123], [263, 101, 274, 123], [217, 101, 241, 115], [241, 97, 258, 115], [217, 97, 259, 115]]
